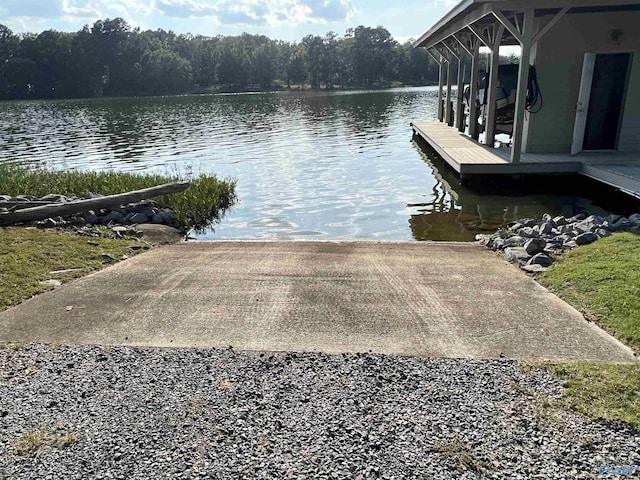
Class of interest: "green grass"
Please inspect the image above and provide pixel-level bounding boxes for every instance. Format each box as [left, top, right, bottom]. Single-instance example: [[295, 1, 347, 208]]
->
[[0, 227, 152, 310], [14, 428, 79, 456], [533, 234, 640, 432], [538, 233, 640, 348], [550, 362, 640, 432], [0, 164, 236, 232]]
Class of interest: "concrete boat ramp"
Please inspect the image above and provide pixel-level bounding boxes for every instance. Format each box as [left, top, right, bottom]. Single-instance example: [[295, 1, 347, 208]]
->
[[0, 241, 634, 361]]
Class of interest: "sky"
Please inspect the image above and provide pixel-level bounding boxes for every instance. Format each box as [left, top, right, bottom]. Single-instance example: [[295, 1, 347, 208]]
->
[[0, 0, 459, 43]]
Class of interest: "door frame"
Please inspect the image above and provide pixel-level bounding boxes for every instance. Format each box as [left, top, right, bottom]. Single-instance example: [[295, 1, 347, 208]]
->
[[571, 53, 595, 155], [571, 51, 633, 155]]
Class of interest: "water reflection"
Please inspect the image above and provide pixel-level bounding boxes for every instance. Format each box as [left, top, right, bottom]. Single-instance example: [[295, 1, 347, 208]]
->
[[408, 138, 608, 241]]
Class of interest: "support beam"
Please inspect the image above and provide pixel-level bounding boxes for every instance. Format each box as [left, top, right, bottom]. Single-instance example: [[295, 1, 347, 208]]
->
[[469, 42, 481, 140], [484, 23, 504, 147], [491, 10, 524, 44], [453, 33, 473, 56], [468, 25, 491, 47], [426, 48, 442, 65], [437, 56, 445, 122], [456, 53, 466, 132], [446, 55, 454, 126], [510, 8, 534, 163], [433, 44, 450, 62], [532, 7, 569, 44], [442, 39, 461, 61]]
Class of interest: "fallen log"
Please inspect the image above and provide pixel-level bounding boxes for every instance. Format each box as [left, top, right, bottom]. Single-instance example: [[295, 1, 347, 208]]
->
[[0, 201, 56, 210], [0, 181, 190, 226]]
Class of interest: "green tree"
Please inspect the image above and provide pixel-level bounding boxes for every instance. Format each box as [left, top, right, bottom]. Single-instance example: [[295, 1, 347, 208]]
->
[[0, 21, 437, 99], [0, 24, 21, 98], [286, 43, 307, 88], [141, 47, 192, 95], [302, 34, 324, 89]]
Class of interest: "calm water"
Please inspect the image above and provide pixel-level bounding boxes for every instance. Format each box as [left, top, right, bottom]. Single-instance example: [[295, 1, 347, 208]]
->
[[0, 87, 611, 240]]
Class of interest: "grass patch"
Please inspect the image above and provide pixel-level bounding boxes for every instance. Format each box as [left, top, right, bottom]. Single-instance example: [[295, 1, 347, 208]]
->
[[14, 429, 79, 457], [0, 227, 151, 310], [0, 342, 26, 351], [0, 164, 236, 232], [538, 233, 640, 348], [550, 362, 640, 432], [428, 438, 488, 474]]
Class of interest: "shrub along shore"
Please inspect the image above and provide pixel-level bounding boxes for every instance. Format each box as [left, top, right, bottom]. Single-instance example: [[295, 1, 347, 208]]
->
[[0, 164, 237, 233], [0, 164, 236, 309]]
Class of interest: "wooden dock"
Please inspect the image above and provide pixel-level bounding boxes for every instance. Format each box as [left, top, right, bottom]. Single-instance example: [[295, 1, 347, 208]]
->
[[411, 121, 640, 198]]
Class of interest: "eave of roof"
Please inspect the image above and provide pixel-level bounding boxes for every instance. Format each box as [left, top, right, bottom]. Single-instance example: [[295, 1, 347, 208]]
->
[[413, 0, 640, 49], [412, 0, 479, 49]]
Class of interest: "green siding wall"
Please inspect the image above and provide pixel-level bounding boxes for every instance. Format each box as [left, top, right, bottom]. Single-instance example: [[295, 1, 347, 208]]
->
[[525, 11, 640, 153]]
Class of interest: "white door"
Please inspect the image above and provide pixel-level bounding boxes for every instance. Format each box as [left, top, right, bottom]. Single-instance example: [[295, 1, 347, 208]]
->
[[571, 53, 596, 155]]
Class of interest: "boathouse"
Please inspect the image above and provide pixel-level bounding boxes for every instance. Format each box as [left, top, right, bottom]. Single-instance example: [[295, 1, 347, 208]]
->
[[411, 0, 640, 197]]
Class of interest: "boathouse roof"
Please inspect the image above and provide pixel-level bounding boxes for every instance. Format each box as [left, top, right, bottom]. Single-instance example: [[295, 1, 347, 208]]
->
[[414, 0, 640, 50]]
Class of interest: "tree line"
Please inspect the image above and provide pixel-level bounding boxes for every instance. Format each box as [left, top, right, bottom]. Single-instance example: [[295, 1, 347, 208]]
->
[[0, 19, 444, 100]]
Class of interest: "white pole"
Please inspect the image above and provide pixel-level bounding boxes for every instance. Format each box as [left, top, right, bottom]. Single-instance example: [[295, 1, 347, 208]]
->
[[485, 23, 505, 147], [446, 56, 454, 125], [456, 53, 466, 132], [438, 56, 445, 122], [469, 42, 481, 140], [510, 9, 534, 163]]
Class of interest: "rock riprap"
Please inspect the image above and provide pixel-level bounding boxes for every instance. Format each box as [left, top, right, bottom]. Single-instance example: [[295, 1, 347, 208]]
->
[[0, 194, 177, 228], [476, 212, 640, 272]]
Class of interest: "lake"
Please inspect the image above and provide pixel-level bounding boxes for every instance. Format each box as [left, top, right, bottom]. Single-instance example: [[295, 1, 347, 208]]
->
[[0, 87, 612, 241]]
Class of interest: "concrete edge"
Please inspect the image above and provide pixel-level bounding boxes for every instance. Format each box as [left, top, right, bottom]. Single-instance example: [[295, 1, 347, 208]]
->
[[4, 341, 637, 364]]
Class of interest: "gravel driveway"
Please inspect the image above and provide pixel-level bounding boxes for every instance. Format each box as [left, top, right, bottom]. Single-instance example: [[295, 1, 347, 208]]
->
[[1, 344, 638, 479]]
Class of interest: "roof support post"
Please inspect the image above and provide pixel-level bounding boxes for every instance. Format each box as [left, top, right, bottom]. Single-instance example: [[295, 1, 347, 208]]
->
[[484, 23, 504, 147], [438, 55, 445, 122], [468, 42, 481, 140], [446, 54, 454, 126], [428, 49, 446, 122], [456, 53, 466, 132], [510, 8, 534, 163]]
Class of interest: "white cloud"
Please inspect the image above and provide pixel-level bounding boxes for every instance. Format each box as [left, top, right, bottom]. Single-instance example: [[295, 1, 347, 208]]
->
[[432, 0, 458, 7], [298, 0, 355, 21], [153, 0, 355, 26], [0, 0, 364, 38], [62, 0, 100, 17], [154, 0, 217, 18]]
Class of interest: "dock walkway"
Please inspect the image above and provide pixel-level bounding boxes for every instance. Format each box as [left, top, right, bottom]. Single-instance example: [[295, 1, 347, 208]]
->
[[412, 121, 640, 196]]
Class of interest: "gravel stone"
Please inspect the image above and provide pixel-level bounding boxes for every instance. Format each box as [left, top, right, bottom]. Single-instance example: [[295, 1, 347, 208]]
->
[[504, 247, 530, 265], [84, 211, 98, 225], [575, 232, 598, 246], [516, 227, 538, 238], [527, 253, 553, 268], [521, 264, 548, 274], [125, 213, 149, 224], [99, 211, 126, 225], [1, 345, 638, 480], [503, 236, 526, 248], [524, 238, 546, 256], [39, 194, 68, 203], [553, 216, 568, 226]]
